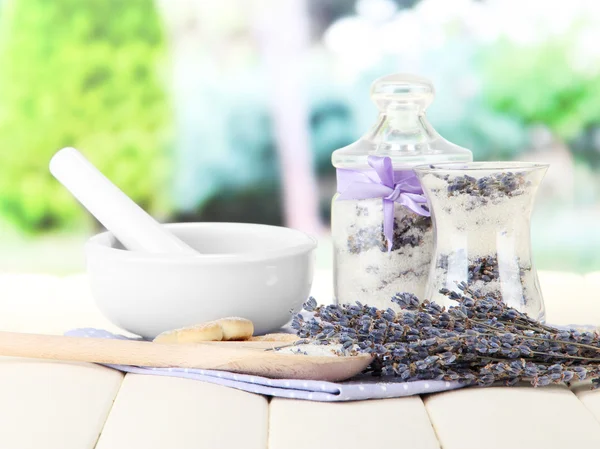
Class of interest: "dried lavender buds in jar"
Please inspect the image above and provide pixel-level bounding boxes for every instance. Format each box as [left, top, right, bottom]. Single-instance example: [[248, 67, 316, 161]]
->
[[416, 163, 548, 321], [332, 197, 433, 309]]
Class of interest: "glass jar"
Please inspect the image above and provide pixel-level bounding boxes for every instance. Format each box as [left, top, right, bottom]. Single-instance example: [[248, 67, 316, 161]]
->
[[332, 74, 472, 309], [415, 162, 548, 321]]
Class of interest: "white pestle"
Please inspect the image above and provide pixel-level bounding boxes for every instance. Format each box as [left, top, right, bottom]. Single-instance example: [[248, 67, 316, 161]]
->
[[50, 147, 198, 255]]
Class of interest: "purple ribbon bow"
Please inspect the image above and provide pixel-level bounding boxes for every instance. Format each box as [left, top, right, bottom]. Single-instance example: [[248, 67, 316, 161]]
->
[[336, 155, 430, 251]]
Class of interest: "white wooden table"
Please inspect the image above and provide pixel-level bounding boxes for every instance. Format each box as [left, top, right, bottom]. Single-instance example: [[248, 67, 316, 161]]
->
[[1, 270, 600, 449]]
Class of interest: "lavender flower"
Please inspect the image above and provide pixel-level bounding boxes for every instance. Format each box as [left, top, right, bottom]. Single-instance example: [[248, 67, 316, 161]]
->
[[291, 284, 600, 389]]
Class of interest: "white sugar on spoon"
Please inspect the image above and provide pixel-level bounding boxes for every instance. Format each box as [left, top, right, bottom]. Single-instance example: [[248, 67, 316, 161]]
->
[[50, 147, 197, 255]]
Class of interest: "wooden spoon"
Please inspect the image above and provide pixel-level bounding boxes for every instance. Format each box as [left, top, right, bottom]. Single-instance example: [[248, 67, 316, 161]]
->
[[0, 331, 371, 382]]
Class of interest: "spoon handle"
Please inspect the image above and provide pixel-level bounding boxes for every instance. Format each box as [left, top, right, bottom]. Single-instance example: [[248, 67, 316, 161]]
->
[[0, 331, 371, 381], [50, 147, 196, 255], [0, 331, 263, 368]]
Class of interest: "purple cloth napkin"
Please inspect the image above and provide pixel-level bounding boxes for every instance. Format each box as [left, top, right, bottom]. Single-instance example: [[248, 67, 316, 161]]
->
[[65, 328, 462, 401]]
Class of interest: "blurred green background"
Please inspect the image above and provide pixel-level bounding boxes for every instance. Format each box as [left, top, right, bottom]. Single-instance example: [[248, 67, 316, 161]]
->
[[0, 0, 599, 273]]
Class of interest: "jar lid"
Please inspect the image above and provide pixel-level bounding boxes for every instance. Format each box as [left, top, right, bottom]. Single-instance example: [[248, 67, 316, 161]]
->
[[332, 73, 472, 169]]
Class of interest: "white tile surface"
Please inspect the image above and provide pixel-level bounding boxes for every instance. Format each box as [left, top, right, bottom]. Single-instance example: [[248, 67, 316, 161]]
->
[[269, 396, 440, 449], [96, 374, 269, 449], [0, 358, 122, 449], [572, 381, 600, 423], [425, 384, 600, 449]]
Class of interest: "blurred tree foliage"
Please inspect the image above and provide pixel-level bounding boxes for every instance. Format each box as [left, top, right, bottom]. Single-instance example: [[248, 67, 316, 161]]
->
[[415, 39, 528, 161], [431, 87, 528, 161], [481, 35, 600, 164], [0, 0, 169, 232]]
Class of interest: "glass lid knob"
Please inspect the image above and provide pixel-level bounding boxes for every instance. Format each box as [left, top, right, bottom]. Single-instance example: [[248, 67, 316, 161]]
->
[[370, 73, 435, 111]]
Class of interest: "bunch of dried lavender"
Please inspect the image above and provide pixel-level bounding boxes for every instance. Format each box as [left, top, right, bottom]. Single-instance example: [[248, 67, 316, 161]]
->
[[291, 283, 600, 388]]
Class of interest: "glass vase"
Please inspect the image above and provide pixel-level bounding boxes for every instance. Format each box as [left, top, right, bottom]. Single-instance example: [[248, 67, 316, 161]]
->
[[415, 162, 549, 321]]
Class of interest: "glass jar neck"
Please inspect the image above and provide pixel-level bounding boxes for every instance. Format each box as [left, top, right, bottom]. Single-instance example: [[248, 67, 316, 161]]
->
[[367, 104, 438, 153]]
